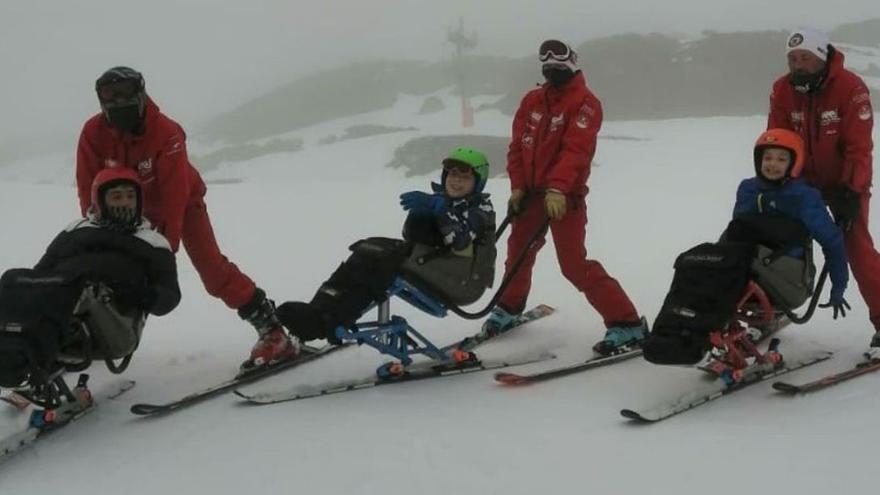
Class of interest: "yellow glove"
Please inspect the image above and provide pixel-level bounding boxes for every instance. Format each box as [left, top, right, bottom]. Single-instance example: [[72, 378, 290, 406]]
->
[[508, 189, 526, 218], [544, 189, 567, 220]]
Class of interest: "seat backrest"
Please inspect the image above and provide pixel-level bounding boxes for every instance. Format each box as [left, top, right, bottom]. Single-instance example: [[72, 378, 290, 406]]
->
[[74, 283, 146, 359], [724, 214, 816, 310], [724, 213, 811, 258]]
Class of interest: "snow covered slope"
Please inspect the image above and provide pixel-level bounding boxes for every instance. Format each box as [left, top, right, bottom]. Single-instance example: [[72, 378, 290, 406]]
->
[[0, 95, 878, 494]]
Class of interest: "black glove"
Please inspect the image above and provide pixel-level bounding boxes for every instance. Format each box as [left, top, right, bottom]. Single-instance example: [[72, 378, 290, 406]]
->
[[824, 187, 860, 232], [113, 281, 156, 311], [819, 296, 851, 320]]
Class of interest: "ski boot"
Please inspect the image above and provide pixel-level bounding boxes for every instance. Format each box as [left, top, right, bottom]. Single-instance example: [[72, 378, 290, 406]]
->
[[592, 317, 649, 357], [456, 307, 521, 351], [480, 307, 520, 339], [239, 289, 301, 371], [242, 328, 300, 372], [865, 332, 880, 362]]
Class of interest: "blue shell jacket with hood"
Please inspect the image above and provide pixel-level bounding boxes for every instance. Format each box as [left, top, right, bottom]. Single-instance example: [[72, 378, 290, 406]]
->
[[734, 176, 848, 299]]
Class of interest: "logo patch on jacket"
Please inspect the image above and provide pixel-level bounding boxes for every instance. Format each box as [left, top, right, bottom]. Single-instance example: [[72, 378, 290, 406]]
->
[[819, 109, 840, 126], [789, 111, 804, 124], [549, 113, 565, 132], [852, 92, 871, 105], [859, 105, 873, 121], [167, 133, 184, 155], [137, 158, 156, 184], [530, 111, 543, 122], [576, 104, 593, 129]]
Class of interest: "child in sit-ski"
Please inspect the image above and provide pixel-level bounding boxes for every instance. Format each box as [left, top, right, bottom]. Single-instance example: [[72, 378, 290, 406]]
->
[[733, 128, 848, 317], [276, 147, 496, 342]]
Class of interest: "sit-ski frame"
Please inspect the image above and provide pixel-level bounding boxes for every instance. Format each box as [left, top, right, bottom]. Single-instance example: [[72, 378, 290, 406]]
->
[[332, 278, 465, 372], [705, 281, 784, 384]]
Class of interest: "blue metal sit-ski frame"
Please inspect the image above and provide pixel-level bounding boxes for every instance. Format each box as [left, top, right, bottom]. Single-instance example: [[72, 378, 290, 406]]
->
[[332, 277, 454, 367]]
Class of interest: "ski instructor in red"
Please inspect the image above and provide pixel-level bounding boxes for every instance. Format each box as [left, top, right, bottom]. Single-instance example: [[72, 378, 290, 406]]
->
[[76, 67, 300, 371], [482, 40, 648, 356], [767, 29, 879, 359]]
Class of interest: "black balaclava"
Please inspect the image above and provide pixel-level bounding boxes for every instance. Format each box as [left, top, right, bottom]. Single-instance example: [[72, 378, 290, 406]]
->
[[543, 66, 575, 87], [95, 67, 147, 134], [789, 46, 833, 94], [97, 179, 142, 233]]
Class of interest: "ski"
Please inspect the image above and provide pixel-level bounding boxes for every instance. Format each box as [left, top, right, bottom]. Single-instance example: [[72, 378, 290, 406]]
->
[[620, 349, 832, 423], [236, 350, 556, 405], [446, 304, 555, 352], [1, 378, 135, 462], [129, 344, 346, 416], [235, 303, 557, 405], [772, 358, 880, 395], [494, 348, 643, 385]]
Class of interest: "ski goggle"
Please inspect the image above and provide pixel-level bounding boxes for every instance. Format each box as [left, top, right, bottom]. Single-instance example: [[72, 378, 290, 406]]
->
[[539, 39, 573, 62], [96, 79, 141, 102]]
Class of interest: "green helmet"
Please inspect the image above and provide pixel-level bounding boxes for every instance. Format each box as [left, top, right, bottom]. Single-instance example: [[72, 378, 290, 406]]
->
[[442, 147, 490, 192]]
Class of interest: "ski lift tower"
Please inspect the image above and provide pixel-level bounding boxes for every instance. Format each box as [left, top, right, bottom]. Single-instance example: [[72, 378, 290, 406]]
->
[[447, 17, 478, 127]]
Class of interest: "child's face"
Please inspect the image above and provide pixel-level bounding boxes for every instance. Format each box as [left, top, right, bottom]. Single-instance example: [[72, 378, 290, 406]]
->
[[104, 185, 138, 210], [760, 148, 791, 181], [444, 164, 476, 199]]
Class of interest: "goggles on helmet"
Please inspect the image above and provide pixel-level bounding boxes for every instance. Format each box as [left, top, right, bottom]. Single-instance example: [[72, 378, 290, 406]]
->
[[539, 39, 573, 62], [97, 79, 141, 103]]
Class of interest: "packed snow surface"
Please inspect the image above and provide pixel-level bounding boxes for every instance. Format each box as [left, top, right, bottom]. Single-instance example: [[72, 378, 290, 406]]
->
[[0, 94, 878, 494]]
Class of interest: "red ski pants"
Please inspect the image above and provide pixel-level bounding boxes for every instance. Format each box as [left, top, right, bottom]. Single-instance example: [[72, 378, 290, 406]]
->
[[843, 194, 880, 332], [498, 196, 639, 327], [180, 197, 257, 310]]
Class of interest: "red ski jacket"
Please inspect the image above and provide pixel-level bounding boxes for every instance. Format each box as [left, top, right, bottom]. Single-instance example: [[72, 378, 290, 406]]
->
[[77, 98, 205, 252], [507, 71, 602, 197], [768, 49, 874, 194]]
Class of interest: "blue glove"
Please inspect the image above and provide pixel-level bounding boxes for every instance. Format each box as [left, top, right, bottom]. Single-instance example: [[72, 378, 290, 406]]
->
[[819, 288, 850, 320], [399, 191, 446, 214]]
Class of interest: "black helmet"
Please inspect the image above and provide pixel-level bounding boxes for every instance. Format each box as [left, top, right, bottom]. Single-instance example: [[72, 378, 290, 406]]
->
[[95, 66, 147, 133]]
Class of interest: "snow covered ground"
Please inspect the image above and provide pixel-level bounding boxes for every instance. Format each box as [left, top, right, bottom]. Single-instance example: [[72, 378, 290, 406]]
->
[[0, 93, 878, 494]]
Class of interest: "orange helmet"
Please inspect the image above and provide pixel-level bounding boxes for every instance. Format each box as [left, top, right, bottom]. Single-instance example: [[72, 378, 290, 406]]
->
[[753, 128, 805, 181], [90, 167, 143, 230]]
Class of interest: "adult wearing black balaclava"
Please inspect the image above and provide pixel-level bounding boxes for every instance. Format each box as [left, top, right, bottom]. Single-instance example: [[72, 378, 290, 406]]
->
[[482, 39, 648, 357]]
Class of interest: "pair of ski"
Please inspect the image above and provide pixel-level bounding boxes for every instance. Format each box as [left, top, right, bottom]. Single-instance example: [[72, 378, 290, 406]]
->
[[131, 304, 560, 414], [620, 349, 834, 423], [0, 379, 136, 462]]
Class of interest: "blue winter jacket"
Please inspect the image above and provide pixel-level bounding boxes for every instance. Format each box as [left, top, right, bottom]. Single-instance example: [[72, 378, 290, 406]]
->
[[734, 177, 848, 299], [431, 182, 494, 251]]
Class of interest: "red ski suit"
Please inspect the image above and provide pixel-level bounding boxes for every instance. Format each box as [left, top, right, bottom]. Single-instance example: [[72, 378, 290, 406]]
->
[[501, 71, 639, 326], [768, 49, 879, 329], [77, 99, 257, 309]]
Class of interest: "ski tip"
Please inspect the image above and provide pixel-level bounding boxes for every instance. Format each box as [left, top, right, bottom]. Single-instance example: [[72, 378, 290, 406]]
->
[[620, 409, 655, 423], [534, 304, 556, 314], [130, 403, 164, 416], [771, 381, 802, 394], [232, 390, 265, 404], [494, 372, 528, 386], [108, 380, 137, 399]]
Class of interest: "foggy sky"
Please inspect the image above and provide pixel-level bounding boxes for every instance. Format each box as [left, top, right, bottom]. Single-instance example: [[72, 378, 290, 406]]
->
[[1, 0, 877, 158]]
